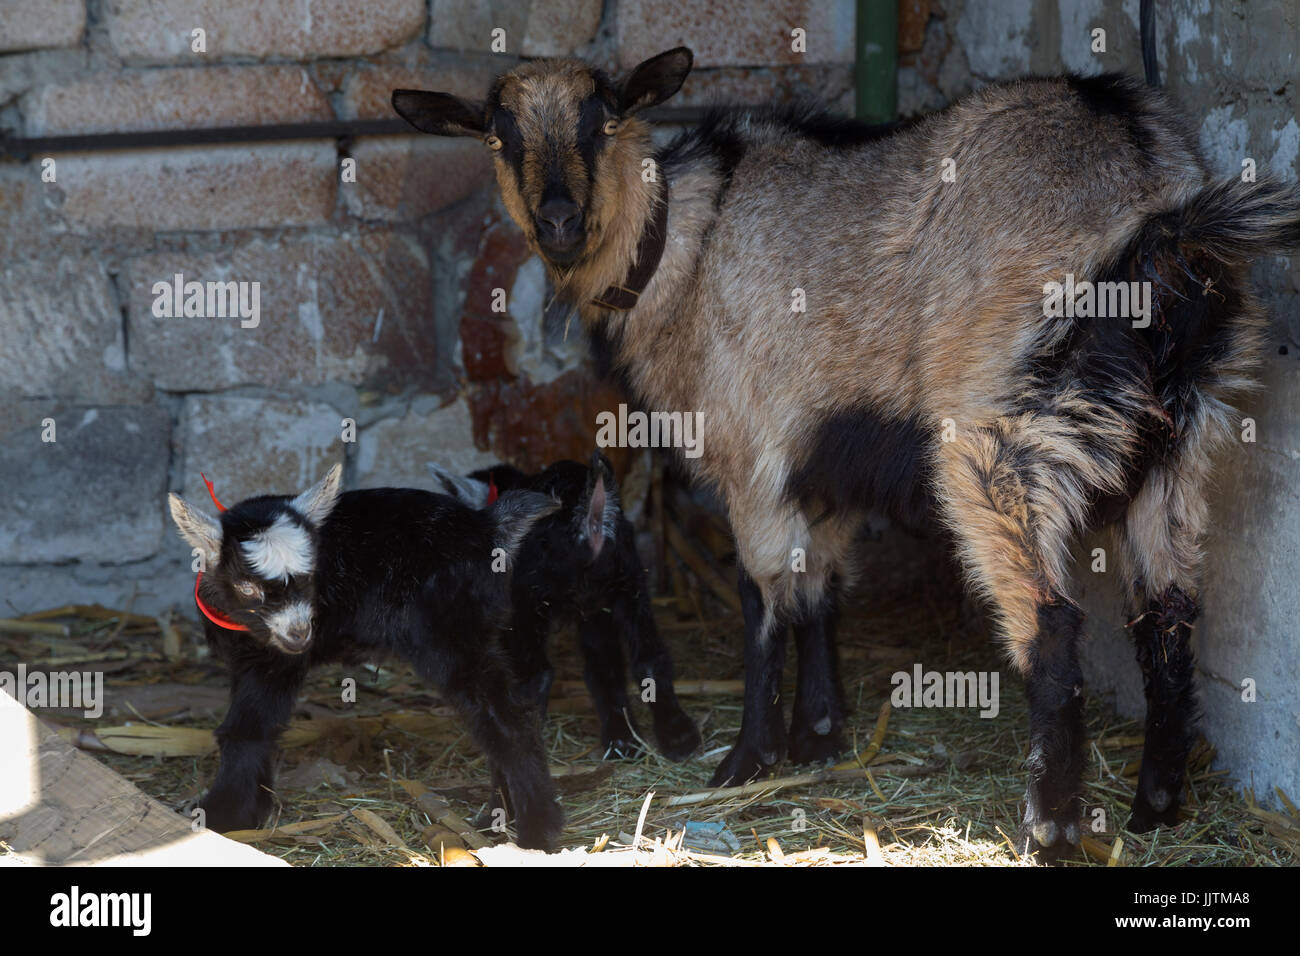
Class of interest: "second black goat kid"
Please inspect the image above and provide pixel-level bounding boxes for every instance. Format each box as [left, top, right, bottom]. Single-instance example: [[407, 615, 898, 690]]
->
[[429, 453, 701, 761], [167, 464, 565, 850]]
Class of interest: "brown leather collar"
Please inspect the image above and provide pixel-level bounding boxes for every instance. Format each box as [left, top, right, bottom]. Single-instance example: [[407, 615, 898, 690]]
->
[[592, 177, 669, 311]]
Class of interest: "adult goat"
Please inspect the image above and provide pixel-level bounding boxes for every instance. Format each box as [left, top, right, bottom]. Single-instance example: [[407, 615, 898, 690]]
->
[[394, 49, 1300, 860]]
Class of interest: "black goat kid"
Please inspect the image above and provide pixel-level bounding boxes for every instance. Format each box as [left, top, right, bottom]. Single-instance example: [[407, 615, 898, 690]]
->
[[429, 452, 701, 761], [168, 464, 564, 850]]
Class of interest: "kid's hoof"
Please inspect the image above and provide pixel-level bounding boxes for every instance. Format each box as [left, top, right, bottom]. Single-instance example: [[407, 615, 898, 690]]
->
[[787, 715, 845, 765], [514, 799, 564, 853], [708, 742, 781, 788], [601, 735, 646, 760], [654, 707, 701, 762]]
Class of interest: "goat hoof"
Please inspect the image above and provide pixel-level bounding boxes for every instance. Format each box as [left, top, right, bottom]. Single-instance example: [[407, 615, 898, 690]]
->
[[708, 743, 781, 788], [654, 707, 701, 762], [1018, 810, 1082, 865], [788, 717, 845, 765], [198, 789, 267, 834], [515, 801, 564, 853], [601, 736, 646, 760], [1128, 788, 1180, 833]]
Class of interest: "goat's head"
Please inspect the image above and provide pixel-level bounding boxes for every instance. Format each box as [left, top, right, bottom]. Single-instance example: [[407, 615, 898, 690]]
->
[[167, 464, 343, 656], [392, 48, 692, 269], [429, 450, 620, 561]]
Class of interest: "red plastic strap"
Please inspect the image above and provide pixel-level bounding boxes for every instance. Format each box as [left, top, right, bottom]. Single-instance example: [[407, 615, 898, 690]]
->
[[487, 472, 498, 505], [201, 472, 227, 512], [194, 571, 249, 631]]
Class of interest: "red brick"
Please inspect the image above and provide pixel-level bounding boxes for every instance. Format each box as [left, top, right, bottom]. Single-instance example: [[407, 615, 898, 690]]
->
[[0, 0, 84, 53], [676, 64, 855, 107], [107, 0, 425, 61], [339, 60, 503, 120], [52, 143, 337, 232], [618, 0, 856, 68], [468, 370, 631, 475], [126, 230, 437, 392], [28, 66, 332, 136], [521, 0, 604, 57], [428, 0, 528, 53], [344, 136, 492, 221]]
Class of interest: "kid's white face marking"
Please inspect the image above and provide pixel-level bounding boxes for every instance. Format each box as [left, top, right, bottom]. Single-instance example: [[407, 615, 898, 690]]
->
[[241, 514, 314, 582], [263, 600, 314, 653]]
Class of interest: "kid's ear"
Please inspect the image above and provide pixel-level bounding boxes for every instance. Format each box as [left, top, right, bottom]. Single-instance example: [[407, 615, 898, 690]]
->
[[293, 463, 343, 526], [168, 493, 222, 567], [583, 454, 619, 559], [619, 47, 693, 115], [427, 461, 491, 509], [391, 89, 487, 137]]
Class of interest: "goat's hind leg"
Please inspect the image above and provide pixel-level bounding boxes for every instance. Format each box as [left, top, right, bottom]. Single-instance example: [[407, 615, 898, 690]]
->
[[1120, 461, 1210, 834], [421, 643, 562, 851], [939, 423, 1090, 862], [614, 562, 700, 760]]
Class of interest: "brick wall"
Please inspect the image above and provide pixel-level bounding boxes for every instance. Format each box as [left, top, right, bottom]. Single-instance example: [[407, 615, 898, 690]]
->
[[0, 0, 857, 618]]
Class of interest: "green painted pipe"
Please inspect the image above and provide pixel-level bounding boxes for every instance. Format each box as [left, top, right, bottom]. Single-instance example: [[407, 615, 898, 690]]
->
[[856, 0, 898, 123]]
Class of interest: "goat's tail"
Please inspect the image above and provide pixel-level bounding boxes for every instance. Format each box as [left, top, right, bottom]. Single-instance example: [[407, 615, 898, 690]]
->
[[1134, 177, 1300, 264], [489, 490, 560, 563]]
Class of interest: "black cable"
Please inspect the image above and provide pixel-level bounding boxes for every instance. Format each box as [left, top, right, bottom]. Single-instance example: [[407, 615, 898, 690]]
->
[[0, 107, 713, 161], [1141, 0, 1160, 88]]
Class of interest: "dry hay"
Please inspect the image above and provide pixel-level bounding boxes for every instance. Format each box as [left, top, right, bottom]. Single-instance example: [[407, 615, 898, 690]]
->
[[3, 523, 1296, 868]]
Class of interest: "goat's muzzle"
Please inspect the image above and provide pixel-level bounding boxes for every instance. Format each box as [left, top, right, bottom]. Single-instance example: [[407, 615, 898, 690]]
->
[[534, 199, 585, 263]]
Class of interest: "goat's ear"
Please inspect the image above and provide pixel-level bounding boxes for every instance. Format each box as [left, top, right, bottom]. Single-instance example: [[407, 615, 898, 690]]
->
[[583, 453, 618, 559], [292, 463, 343, 526], [620, 47, 693, 115], [427, 461, 491, 509], [391, 89, 486, 137], [168, 493, 222, 567]]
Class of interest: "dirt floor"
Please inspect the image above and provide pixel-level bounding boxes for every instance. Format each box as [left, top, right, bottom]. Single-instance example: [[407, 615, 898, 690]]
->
[[5, 519, 1298, 867]]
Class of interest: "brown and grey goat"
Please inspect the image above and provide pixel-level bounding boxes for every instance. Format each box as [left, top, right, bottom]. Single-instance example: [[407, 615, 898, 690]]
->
[[394, 49, 1300, 861]]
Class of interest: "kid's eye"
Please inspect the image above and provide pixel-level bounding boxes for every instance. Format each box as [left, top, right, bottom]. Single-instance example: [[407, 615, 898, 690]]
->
[[235, 581, 261, 598], [485, 134, 503, 151], [601, 119, 619, 135]]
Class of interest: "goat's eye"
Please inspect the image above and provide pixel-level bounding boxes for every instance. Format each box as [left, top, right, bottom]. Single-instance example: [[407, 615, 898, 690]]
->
[[235, 581, 260, 599], [601, 119, 619, 136], [485, 134, 503, 151]]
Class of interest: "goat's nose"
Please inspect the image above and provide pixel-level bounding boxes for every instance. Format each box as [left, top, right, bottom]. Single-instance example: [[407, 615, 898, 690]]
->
[[536, 199, 581, 235], [279, 628, 311, 653]]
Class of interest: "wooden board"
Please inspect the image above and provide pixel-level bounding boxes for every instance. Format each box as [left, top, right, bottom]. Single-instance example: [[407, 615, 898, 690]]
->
[[0, 691, 287, 866]]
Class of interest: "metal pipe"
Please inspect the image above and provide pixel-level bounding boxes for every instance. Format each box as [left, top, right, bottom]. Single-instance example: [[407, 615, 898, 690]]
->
[[857, 0, 898, 123]]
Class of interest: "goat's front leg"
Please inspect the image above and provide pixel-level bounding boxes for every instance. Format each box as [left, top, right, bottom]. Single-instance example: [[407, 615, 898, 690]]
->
[[575, 608, 642, 759], [788, 586, 847, 764], [708, 566, 787, 786], [201, 659, 305, 833], [615, 560, 700, 761]]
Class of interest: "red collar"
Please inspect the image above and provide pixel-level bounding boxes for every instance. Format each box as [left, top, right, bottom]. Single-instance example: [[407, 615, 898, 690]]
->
[[194, 571, 249, 632], [487, 472, 499, 505], [193, 473, 248, 631]]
